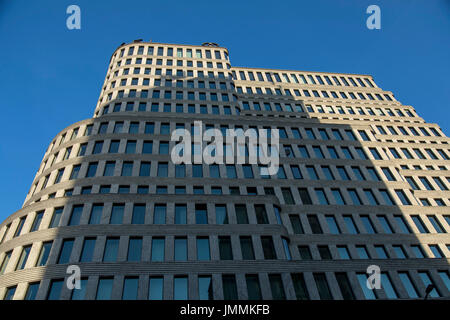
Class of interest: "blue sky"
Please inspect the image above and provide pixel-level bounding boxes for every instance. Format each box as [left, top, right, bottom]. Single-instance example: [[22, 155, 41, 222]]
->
[[0, 0, 449, 221]]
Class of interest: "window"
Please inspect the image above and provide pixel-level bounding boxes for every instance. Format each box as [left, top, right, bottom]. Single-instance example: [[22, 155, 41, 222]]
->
[[215, 205, 228, 224], [25, 282, 40, 300], [326, 216, 340, 234], [357, 274, 376, 299], [261, 236, 277, 259], [398, 272, 419, 298], [198, 276, 213, 300], [103, 238, 119, 262], [318, 245, 332, 260], [240, 236, 255, 260], [281, 188, 295, 204], [411, 215, 428, 233], [418, 272, 440, 297], [157, 162, 168, 177], [361, 216, 375, 234], [47, 279, 64, 300], [219, 236, 233, 260], [381, 273, 398, 299], [50, 208, 64, 228], [96, 278, 114, 300], [291, 273, 310, 300], [153, 205, 166, 224], [14, 217, 26, 237], [57, 239, 74, 264], [197, 237, 210, 261], [127, 237, 142, 261], [151, 238, 165, 262], [375, 245, 388, 258], [173, 276, 189, 300], [16, 245, 31, 270], [307, 215, 322, 234], [411, 245, 425, 258], [222, 275, 238, 300], [174, 238, 187, 261], [269, 274, 286, 300], [30, 211, 44, 232], [195, 204, 208, 224], [313, 273, 332, 300], [315, 188, 329, 205], [290, 215, 304, 234], [356, 245, 369, 259], [149, 277, 163, 300], [122, 277, 139, 300], [298, 246, 312, 260], [235, 205, 249, 224], [68, 205, 83, 226], [255, 205, 269, 224], [110, 204, 124, 224], [36, 241, 52, 266], [377, 215, 393, 233], [335, 273, 355, 300], [298, 188, 312, 204]]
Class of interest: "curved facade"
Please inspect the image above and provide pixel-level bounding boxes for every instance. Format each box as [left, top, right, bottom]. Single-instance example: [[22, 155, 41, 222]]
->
[[0, 41, 449, 300]]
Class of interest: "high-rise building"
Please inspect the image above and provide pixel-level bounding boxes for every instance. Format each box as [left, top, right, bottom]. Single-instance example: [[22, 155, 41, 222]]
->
[[0, 41, 449, 300]]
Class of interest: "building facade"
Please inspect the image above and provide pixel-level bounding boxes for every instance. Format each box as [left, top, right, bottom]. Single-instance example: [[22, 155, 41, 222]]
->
[[0, 41, 449, 300]]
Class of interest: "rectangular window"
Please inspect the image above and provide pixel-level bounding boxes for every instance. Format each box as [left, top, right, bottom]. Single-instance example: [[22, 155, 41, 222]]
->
[[197, 237, 210, 261], [96, 278, 114, 300], [80, 238, 96, 262], [103, 237, 119, 262], [219, 236, 233, 260], [151, 238, 165, 262], [68, 205, 83, 226], [222, 275, 238, 300], [261, 236, 276, 259], [269, 274, 286, 300], [36, 241, 52, 267], [127, 237, 142, 261], [57, 239, 74, 264], [240, 236, 255, 260]]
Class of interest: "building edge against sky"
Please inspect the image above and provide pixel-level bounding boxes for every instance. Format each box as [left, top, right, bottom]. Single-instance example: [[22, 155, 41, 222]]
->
[[0, 40, 449, 300]]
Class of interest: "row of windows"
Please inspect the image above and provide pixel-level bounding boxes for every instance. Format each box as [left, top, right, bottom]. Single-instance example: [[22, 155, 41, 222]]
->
[[2, 232, 448, 282], [1, 233, 291, 272], [107, 67, 232, 82], [108, 77, 233, 91], [114, 57, 230, 70], [47, 121, 446, 159], [108, 88, 237, 103], [0, 203, 283, 244], [43, 156, 407, 186], [290, 213, 450, 235], [233, 69, 376, 89], [4, 269, 449, 300], [114, 45, 228, 61], [3, 199, 448, 250], [296, 243, 449, 260], [102, 80, 394, 105], [237, 86, 393, 102], [376, 124, 442, 137], [29, 182, 450, 209], [406, 176, 449, 192], [244, 102, 416, 118], [35, 164, 423, 206], [100, 101, 241, 115]]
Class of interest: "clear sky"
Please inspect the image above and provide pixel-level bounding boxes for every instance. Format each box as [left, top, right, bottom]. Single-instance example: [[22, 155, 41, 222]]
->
[[0, 0, 449, 221]]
